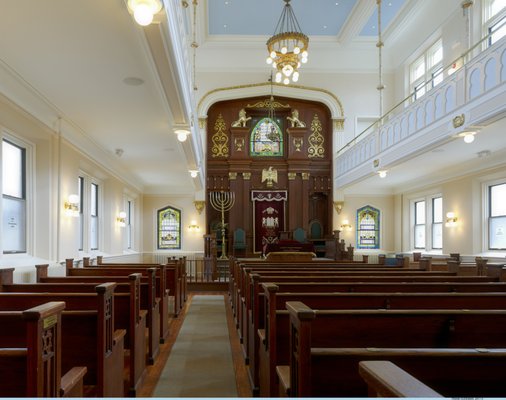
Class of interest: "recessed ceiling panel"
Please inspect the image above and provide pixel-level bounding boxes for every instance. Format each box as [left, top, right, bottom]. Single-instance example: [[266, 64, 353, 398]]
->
[[208, 0, 358, 36], [359, 0, 407, 36]]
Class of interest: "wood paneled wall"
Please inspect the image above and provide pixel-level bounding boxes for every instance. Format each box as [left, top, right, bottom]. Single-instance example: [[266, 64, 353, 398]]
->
[[206, 95, 333, 255]]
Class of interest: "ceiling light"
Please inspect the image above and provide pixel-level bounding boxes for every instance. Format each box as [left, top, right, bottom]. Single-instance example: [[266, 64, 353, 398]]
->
[[456, 130, 477, 143], [189, 170, 199, 178], [463, 132, 475, 143], [378, 170, 387, 178], [266, 0, 309, 85], [174, 129, 190, 142], [127, 0, 163, 26]]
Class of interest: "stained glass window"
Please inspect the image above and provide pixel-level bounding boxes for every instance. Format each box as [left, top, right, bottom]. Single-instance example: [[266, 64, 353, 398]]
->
[[356, 205, 380, 249], [157, 206, 181, 249], [250, 117, 283, 156]]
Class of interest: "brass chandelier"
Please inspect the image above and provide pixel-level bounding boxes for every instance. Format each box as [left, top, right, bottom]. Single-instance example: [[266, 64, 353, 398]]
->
[[266, 0, 309, 85]]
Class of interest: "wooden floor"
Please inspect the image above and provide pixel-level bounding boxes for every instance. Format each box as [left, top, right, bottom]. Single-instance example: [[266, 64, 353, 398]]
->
[[137, 292, 251, 397]]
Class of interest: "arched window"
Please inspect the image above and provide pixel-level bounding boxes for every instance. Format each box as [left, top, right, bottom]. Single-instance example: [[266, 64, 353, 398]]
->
[[356, 205, 380, 249], [157, 206, 181, 249], [250, 117, 283, 156]]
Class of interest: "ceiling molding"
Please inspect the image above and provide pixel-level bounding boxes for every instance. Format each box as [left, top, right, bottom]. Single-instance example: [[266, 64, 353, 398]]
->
[[338, 0, 376, 44], [197, 81, 345, 120]]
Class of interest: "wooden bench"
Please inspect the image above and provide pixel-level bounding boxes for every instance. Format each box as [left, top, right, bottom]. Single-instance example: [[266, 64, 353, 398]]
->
[[359, 360, 443, 397], [0, 301, 87, 397], [3, 266, 149, 395], [253, 284, 506, 396], [285, 302, 506, 397], [0, 284, 125, 397], [32, 266, 162, 364], [238, 270, 497, 372], [94, 257, 187, 316]]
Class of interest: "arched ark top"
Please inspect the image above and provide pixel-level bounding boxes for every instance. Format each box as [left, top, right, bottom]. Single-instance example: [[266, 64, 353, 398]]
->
[[197, 82, 345, 120]]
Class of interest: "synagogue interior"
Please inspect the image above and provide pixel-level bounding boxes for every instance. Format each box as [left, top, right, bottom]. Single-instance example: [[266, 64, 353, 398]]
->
[[0, 0, 506, 397]]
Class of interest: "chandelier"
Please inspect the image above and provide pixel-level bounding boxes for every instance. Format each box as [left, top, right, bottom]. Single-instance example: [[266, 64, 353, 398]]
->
[[266, 0, 309, 85]]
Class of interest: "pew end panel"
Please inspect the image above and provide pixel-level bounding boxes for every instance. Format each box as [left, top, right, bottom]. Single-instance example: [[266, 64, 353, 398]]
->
[[359, 360, 443, 398]]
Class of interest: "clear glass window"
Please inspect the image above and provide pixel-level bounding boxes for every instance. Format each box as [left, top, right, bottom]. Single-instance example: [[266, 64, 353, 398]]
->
[[489, 183, 506, 249], [414, 200, 426, 249], [432, 197, 443, 249], [2, 139, 26, 253], [90, 183, 98, 250]]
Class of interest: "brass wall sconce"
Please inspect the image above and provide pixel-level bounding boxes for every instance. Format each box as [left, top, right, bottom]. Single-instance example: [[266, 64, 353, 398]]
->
[[188, 221, 200, 232], [340, 219, 352, 231], [64, 194, 80, 217], [445, 212, 458, 227], [117, 211, 127, 227]]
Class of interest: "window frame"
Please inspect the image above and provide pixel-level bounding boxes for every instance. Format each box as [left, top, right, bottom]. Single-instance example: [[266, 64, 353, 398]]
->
[[78, 172, 102, 254], [487, 181, 506, 250], [411, 194, 443, 252], [1, 134, 34, 255], [409, 38, 443, 101], [483, 0, 506, 47]]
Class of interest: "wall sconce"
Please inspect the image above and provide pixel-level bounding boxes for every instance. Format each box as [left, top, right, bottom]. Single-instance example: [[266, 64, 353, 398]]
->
[[188, 221, 200, 232], [64, 194, 80, 217], [340, 219, 352, 231], [174, 129, 190, 142], [117, 211, 127, 227], [445, 212, 458, 227], [127, 0, 163, 26], [189, 170, 199, 178]]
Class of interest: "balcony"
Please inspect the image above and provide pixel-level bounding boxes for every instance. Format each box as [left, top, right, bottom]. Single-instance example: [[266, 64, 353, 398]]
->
[[335, 36, 506, 190]]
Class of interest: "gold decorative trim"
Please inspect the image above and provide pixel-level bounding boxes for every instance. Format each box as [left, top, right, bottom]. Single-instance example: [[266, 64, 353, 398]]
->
[[301, 172, 310, 180], [193, 200, 205, 215], [229, 172, 237, 180], [333, 117, 345, 131], [242, 172, 251, 180], [198, 117, 207, 129], [333, 201, 344, 214], [198, 81, 345, 117], [246, 99, 290, 109], [288, 172, 297, 180], [308, 114, 325, 158], [293, 137, 303, 152], [234, 137, 245, 152], [453, 114, 465, 128], [211, 113, 229, 158]]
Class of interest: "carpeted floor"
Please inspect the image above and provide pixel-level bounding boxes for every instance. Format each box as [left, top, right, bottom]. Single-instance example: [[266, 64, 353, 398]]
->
[[153, 295, 238, 397]]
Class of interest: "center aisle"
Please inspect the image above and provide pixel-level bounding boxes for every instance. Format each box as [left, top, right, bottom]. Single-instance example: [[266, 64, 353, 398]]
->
[[153, 294, 238, 397]]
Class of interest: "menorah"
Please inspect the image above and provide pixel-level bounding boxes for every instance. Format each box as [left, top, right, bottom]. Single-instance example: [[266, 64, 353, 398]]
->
[[209, 191, 236, 260]]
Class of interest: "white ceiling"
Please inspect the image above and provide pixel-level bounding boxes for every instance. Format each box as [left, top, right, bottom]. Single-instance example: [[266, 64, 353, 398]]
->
[[1, 0, 499, 198]]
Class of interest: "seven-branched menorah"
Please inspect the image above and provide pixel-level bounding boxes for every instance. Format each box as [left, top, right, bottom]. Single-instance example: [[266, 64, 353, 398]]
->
[[209, 191, 235, 259]]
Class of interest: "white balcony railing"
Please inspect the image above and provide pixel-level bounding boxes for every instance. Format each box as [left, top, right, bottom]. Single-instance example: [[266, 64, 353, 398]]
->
[[335, 34, 506, 184]]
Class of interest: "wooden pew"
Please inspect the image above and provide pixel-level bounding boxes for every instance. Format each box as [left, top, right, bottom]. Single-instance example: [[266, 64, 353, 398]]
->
[[248, 283, 506, 396], [33, 266, 162, 364], [235, 264, 492, 341], [359, 360, 442, 397], [285, 301, 506, 397], [3, 266, 149, 395], [94, 257, 187, 316], [0, 284, 125, 397], [238, 270, 498, 374], [0, 301, 87, 397], [281, 350, 506, 398]]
